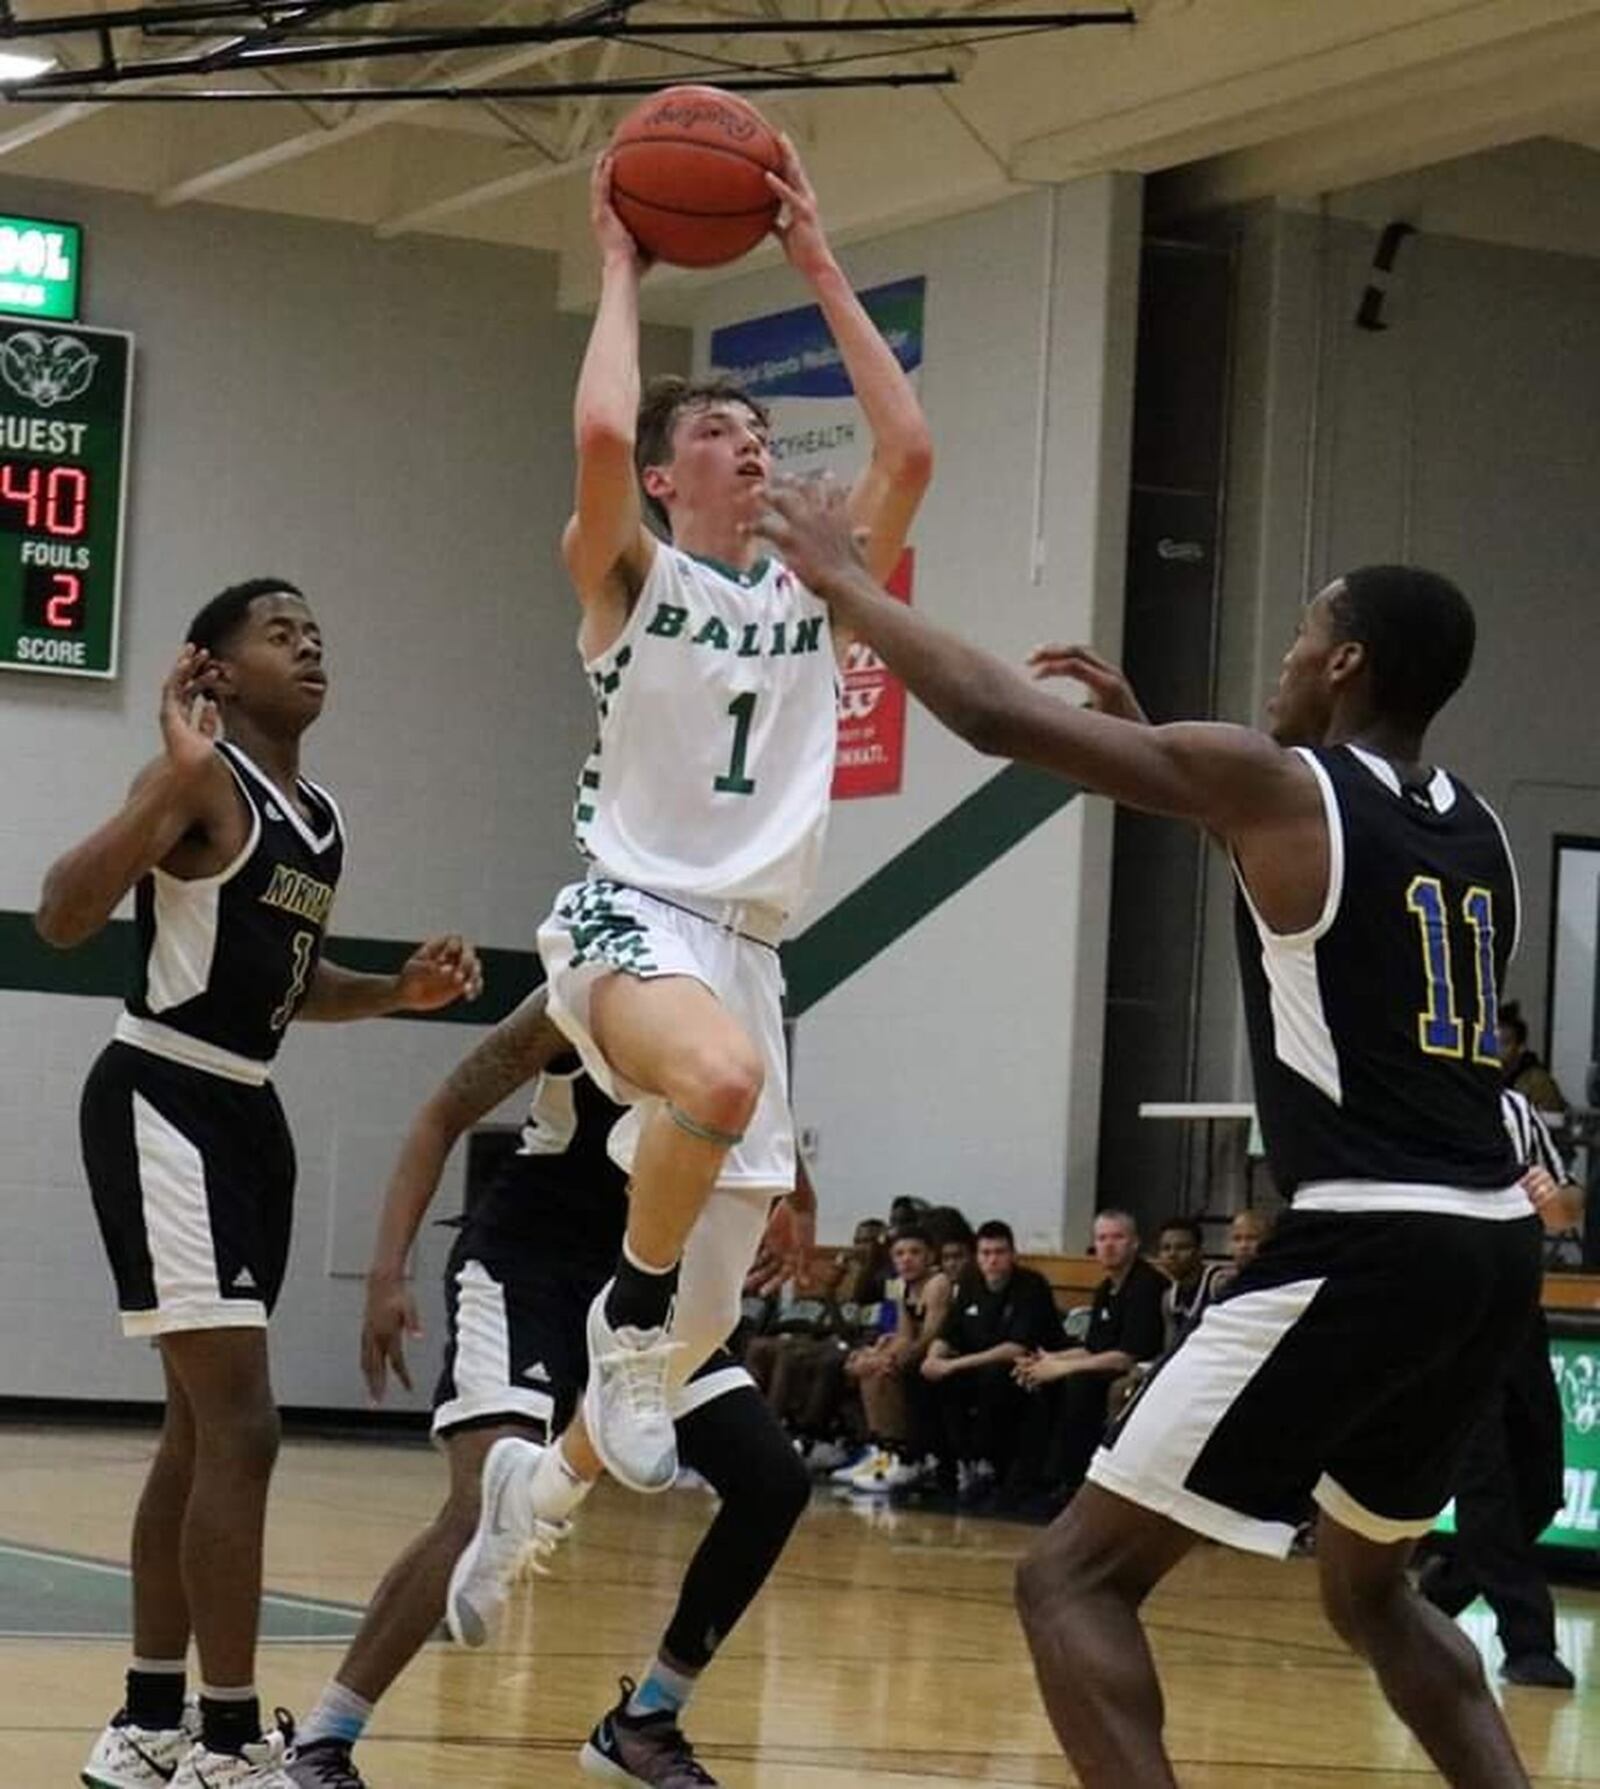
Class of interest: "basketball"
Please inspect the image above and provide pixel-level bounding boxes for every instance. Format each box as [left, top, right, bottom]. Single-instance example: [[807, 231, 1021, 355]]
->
[[609, 85, 784, 269]]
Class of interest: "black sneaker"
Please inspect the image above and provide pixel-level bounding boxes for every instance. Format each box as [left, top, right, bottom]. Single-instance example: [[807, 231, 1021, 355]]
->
[[579, 1677, 719, 1787], [1501, 1652, 1575, 1690]]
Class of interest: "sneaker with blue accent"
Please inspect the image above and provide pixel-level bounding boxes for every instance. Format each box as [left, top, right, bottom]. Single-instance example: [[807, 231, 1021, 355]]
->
[[579, 1678, 719, 1787]]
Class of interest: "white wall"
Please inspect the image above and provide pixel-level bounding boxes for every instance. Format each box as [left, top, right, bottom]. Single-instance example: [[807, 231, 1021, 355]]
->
[[0, 175, 687, 1409], [690, 178, 1141, 1251], [1200, 201, 1600, 1104]]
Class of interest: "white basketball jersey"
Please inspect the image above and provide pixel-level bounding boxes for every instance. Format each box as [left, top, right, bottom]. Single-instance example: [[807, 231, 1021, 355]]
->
[[575, 544, 838, 922]]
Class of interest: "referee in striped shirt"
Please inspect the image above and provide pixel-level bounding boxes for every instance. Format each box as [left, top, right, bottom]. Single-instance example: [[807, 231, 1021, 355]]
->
[[1417, 1090, 1584, 1688]]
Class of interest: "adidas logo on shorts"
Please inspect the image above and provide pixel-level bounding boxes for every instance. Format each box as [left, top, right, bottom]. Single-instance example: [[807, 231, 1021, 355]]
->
[[232, 1267, 258, 1290]]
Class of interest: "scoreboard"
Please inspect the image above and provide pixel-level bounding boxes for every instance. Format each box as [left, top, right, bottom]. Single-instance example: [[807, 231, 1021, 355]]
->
[[0, 316, 132, 679]]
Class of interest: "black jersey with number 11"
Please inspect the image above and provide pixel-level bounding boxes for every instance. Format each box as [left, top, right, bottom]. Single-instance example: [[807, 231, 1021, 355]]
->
[[123, 740, 346, 1069], [1235, 742, 1519, 1198]]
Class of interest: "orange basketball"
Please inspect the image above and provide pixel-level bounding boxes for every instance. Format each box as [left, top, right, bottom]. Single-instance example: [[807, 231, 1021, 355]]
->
[[610, 85, 783, 269]]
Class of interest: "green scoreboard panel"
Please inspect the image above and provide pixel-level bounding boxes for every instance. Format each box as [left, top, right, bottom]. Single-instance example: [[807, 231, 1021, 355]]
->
[[1435, 1329, 1600, 1552], [0, 317, 132, 679]]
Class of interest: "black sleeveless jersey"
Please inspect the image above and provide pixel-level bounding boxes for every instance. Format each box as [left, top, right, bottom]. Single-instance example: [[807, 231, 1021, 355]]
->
[[125, 741, 345, 1066], [467, 1060, 629, 1273], [1235, 743, 1519, 1197]]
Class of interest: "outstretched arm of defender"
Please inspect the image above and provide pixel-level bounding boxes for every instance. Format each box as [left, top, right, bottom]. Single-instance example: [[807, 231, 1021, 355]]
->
[[563, 154, 657, 632], [362, 988, 570, 1398], [756, 477, 1311, 837], [769, 138, 932, 581], [300, 936, 483, 1022], [36, 645, 236, 947]]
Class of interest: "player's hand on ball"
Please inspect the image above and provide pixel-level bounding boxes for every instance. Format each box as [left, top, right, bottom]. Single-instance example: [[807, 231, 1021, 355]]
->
[[755, 474, 868, 595], [361, 1270, 421, 1399], [591, 151, 651, 270], [396, 934, 483, 1011], [159, 644, 223, 777], [1027, 643, 1150, 724], [767, 134, 831, 277]]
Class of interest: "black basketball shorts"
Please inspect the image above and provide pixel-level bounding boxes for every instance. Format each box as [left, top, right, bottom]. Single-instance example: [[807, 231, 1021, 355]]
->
[[433, 1224, 755, 1443], [432, 1227, 603, 1441], [80, 1041, 296, 1338], [1090, 1205, 1544, 1556]]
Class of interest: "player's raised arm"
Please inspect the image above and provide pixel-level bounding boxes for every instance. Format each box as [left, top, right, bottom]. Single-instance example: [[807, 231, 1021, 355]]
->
[[35, 644, 238, 948], [769, 138, 932, 583], [756, 476, 1317, 842], [362, 987, 570, 1398], [562, 154, 658, 649]]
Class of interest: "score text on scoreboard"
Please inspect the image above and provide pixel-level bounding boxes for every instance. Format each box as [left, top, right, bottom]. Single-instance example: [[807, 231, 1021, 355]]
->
[[0, 317, 132, 679]]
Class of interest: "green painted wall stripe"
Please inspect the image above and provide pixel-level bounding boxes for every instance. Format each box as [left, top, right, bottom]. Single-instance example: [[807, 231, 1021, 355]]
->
[[0, 764, 1075, 1030], [781, 764, 1081, 1017], [0, 912, 540, 1025]]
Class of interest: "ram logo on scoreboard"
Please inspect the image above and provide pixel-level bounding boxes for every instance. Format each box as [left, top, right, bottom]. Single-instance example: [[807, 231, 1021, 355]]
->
[[0, 317, 133, 678]]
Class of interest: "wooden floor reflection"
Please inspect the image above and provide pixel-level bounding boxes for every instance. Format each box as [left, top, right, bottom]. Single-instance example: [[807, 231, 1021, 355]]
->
[[3, 1424, 1599, 1785]]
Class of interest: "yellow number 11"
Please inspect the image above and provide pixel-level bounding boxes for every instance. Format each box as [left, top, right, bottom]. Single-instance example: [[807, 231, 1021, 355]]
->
[[1405, 878, 1498, 1064]]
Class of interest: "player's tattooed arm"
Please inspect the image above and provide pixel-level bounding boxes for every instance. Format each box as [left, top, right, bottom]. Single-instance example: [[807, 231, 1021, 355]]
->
[[362, 988, 566, 1399], [36, 644, 240, 947], [435, 986, 568, 1132]]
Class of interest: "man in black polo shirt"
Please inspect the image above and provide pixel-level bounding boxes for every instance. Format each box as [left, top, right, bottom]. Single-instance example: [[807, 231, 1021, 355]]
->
[[1015, 1209, 1168, 1505], [921, 1219, 1061, 1502]]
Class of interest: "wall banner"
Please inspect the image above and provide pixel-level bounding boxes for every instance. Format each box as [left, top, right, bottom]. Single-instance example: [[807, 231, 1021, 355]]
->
[[710, 276, 925, 800]]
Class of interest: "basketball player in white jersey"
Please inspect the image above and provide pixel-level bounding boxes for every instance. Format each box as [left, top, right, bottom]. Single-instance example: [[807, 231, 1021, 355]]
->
[[535, 140, 931, 1500]]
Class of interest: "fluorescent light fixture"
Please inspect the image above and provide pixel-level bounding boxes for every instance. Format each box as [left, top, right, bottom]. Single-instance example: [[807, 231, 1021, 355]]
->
[[0, 52, 57, 82]]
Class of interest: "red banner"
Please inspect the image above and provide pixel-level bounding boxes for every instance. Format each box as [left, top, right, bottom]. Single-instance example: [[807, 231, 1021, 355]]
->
[[832, 549, 912, 800]]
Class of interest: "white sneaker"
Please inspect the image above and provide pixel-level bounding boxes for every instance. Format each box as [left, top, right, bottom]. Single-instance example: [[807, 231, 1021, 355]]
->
[[827, 1445, 876, 1485], [804, 1439, 854, 1474], [446, 1436, 571, 1649], [877, 1456, 930, 1492], [583, 1284, 681, 1495], [84, 1701, 200, 1789], [170, 1715, 295, 1789], [843, 1448, 895, 1491]]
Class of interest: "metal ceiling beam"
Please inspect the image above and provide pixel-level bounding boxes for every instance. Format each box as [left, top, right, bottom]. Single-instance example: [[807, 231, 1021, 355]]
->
[[0, 7, 1129, 89], [20, 69, 959, 98], [0, 96, 105, 153], [374, 125, 603, 239], [152, 16, 624, 205], [0, 0, 348, 36]]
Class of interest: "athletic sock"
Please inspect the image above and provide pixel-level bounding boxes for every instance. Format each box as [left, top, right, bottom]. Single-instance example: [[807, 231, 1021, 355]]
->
[[531, 1438, 597, 1524], [296, 1680, 374, 1749], [604, 1239, 679, 1332], [198, 1686, 261, 1757], [625, 1656, 700, 1720], [126, 1660, 186, 1731]]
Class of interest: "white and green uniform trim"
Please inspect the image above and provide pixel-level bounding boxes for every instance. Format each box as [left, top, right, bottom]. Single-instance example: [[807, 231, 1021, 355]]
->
[[574, 544, 837, 926]]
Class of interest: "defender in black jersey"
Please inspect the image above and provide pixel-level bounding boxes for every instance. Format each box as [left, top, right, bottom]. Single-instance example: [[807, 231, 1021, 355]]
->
[[759, 482, 1540, 1788], [284, 985, 810, 1789], [39, 579, 481, 1789]]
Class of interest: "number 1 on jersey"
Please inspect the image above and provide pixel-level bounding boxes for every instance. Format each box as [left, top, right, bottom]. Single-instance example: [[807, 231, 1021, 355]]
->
[[270, 929, 316, 1032], [714, 692, 758, 796], [1406, 877, 1499, 1062]]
